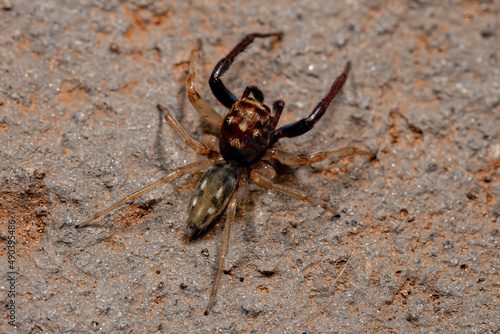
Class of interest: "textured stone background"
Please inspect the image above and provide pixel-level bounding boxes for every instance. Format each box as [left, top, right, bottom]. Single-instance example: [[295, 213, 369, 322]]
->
[[1, 0, 499, 333]]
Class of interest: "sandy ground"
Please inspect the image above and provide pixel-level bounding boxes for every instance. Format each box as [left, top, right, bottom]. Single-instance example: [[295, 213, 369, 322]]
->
[[0, 0, 499, 333]]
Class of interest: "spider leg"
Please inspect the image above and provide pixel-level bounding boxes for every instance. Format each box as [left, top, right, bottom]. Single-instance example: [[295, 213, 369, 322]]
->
[[249, 162, 337, 215], [209, 32, 283, 109], [77, 159, 220, 228], [263, 146, 375, 166], [158, 104, 219, 155], [205, 170, 249, 315], [270, 61, 351, 145], [187, 41, 224, 128]]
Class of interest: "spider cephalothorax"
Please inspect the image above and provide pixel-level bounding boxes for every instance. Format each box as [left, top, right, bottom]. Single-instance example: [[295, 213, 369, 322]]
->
[[79, 32, 374, 315], [220, 95, 275, 167]]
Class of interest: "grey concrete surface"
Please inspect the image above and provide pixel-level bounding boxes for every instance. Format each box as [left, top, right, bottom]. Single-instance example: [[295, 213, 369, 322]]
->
[[0, 0, 499, 333]]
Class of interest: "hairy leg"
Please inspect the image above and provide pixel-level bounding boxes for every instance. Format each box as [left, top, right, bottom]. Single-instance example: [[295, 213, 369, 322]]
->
[[270, 61, 351, 145], [186, 41, 224, 128], [263, 146, 374, 166], [209, 33, 283, 109], [78, 159, 220, 228], [158, 104, 219, 155], [205, 170, 249, 315], [249, 162, 337, 215]]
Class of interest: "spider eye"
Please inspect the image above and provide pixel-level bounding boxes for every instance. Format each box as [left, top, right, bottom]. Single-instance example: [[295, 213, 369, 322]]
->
[[224, 118, 230, 125], [252, 129, 262, 141]]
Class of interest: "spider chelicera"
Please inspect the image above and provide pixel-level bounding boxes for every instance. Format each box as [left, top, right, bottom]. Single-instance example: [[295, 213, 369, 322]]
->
[[78, 32, 374, 314]]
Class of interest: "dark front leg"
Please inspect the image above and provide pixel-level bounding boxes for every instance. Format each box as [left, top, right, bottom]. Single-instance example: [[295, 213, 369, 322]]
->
[[270, 61, 351, 145], [209, 32, 283, 109]]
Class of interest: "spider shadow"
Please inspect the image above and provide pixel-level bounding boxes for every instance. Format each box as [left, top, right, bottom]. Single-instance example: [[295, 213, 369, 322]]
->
[[153, 84, 187, 172]]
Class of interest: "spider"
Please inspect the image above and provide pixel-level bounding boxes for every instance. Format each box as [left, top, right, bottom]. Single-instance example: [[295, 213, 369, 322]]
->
[[78, 32, 374, 315]]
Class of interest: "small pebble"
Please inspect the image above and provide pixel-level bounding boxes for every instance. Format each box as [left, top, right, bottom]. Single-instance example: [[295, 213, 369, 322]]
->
[[34, 168, 45, 179], [109, 42, 120, 53]]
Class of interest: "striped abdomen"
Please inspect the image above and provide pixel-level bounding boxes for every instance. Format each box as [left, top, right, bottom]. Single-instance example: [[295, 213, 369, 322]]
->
[[187, 163, 239, 235]]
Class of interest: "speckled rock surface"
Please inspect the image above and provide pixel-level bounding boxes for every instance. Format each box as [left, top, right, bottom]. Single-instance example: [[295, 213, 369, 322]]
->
[[0, 1, 499, 333]]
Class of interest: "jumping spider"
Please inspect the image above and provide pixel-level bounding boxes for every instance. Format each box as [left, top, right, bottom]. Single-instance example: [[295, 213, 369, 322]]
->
[[78, 32, 374, 314]]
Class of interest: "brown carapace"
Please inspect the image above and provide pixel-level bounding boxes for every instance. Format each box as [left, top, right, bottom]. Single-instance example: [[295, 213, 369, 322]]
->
[[78, 33, 374, 315], [219, 96, 273, 167]]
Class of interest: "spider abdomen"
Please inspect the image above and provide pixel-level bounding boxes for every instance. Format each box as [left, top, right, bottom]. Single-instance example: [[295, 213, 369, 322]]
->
[[187, 163, 239, 234]]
